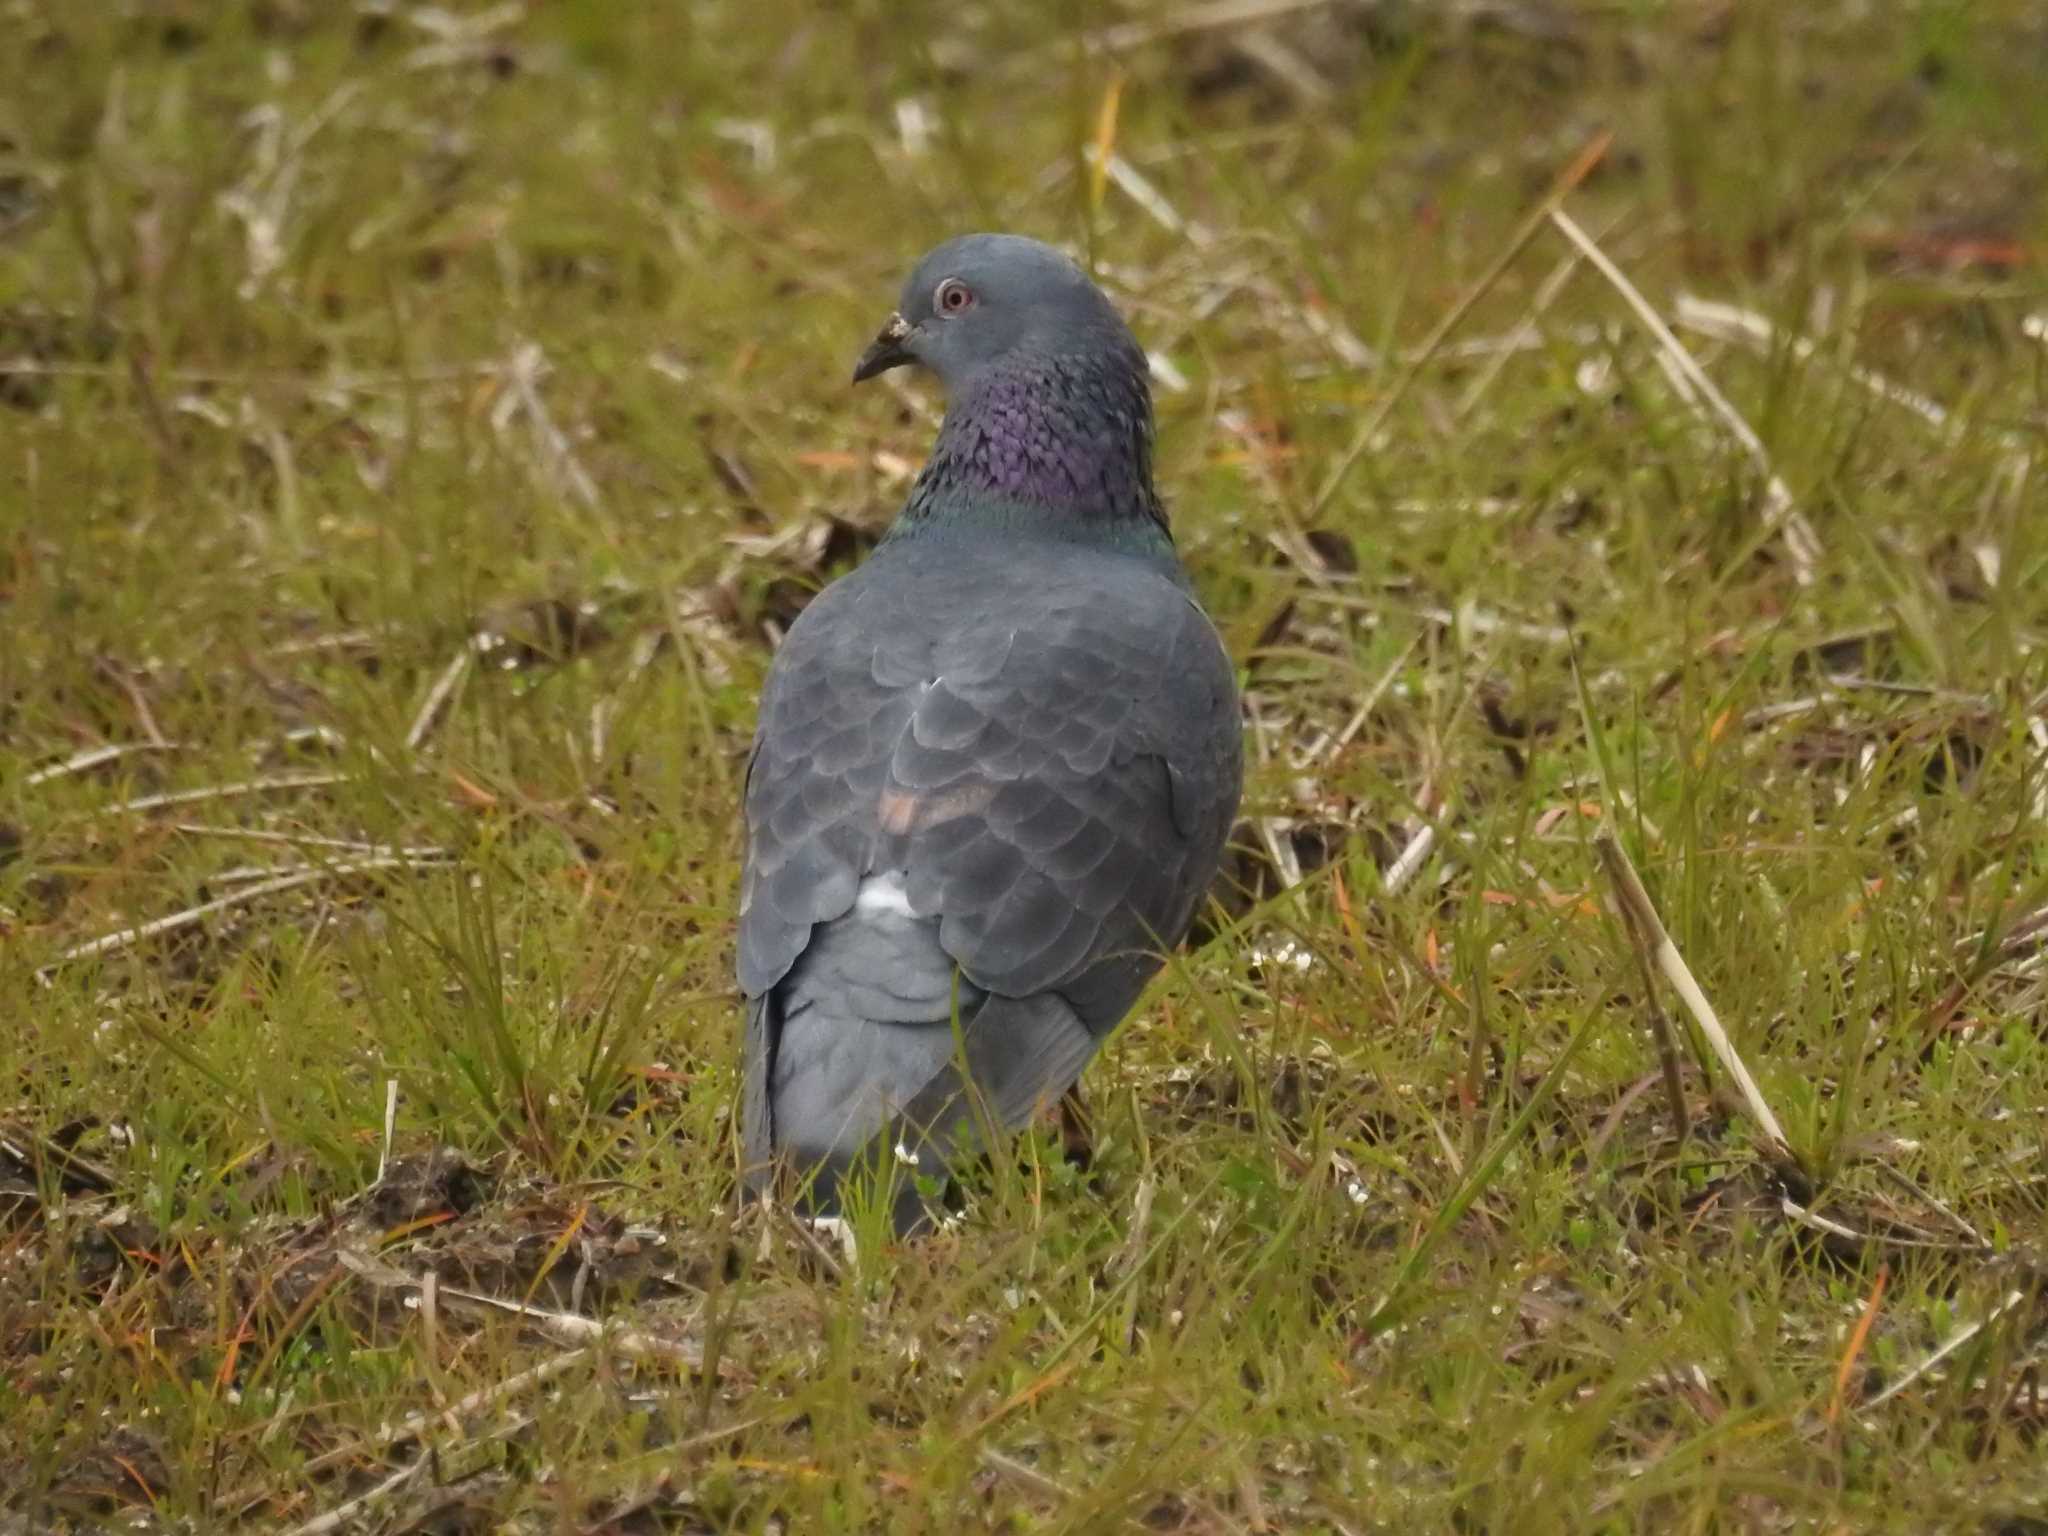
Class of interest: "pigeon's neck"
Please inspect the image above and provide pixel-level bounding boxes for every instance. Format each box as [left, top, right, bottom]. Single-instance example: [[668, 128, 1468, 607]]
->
[[891, 347, 1170, 555]]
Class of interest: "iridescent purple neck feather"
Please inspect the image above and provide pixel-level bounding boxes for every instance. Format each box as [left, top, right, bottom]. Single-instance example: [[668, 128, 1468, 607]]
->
[[893, 338, 1169, 546]]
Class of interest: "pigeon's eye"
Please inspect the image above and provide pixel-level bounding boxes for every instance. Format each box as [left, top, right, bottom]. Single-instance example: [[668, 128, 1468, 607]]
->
[[934, 278, 975, 315]]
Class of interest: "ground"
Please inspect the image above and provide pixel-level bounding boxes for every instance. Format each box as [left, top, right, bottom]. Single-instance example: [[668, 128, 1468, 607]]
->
[[3, 1, 2047, 1531]]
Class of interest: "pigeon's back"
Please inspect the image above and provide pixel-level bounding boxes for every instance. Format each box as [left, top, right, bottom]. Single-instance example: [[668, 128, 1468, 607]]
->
[[735, 233, 1242, 1231]]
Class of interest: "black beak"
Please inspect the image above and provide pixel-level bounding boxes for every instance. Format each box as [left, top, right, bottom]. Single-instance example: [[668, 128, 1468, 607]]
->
[[851, 312, 914, 384]]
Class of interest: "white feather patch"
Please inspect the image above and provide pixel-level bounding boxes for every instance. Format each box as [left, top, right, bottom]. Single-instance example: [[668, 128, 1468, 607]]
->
[[854, 872, 915, 918]]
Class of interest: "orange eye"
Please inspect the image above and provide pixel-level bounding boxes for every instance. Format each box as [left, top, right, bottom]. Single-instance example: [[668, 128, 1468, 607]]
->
[[934, 278, 974, 314]]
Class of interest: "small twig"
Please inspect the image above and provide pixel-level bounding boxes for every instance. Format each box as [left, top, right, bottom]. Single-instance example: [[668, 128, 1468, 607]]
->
[[1828, 1263, 1890, 1426], [1870, 1160, 1989, 1249], [127, 346, 185, 474], [1453, 212, 1623, 422], [1592, 827, 1794, 1164], [1956, 904, 2048, 960], [1411, 602, 1572, 646], [1547, 210, 1822, 584], [406, 643, 475, 751], [1862, 1290, 2027, 1413], [1381, 818, 1439, 898], [276, 1456, 429, 1536], [979, 1445, 1076, 1503], [171, 824, 445, 859], [1243, 698, 1303, 891], [93, 770, 350, 816], [1085, 147, 1213, 246], [1672, 293, 1954, 433], [1913, 903, 2048, 1046], [95, 660, 169, 748], [0, 1124, 119, 1194], [504, 340, 601, 511], [1309, 130, 1612, 520], [39, 854, 433, 975], [1114, 1174, 1157, 1283], [376, 1079, 399, 1186], [25, 741, 186, 788], [322, 1264, 722, 1376], [1078, 0, 1341, 58], [267, 625, 392, 658], [1299, 632, 1419, 769], [425, 1286, 707, 1370], [1584, 1072, 1663, 1164], [1230, 26, 1332, 106], [1778, 1198, 1987, 1255], [207, 860, 361, 886], [766, 1205, 846, 1279], [1593, 837, 1692, 1142], [234, 1348, 590, 1512]]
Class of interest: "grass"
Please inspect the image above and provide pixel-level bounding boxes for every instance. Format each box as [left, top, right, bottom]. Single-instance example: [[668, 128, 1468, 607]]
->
[[3, 0, 2046, 1529]]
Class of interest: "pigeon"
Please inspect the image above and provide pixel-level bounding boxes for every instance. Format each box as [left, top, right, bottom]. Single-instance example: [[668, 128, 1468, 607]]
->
[[737, 233, 1242, 1233]]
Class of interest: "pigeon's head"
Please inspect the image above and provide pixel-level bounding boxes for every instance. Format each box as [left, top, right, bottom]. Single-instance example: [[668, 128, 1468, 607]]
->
[[852, 234, 1135, 393]]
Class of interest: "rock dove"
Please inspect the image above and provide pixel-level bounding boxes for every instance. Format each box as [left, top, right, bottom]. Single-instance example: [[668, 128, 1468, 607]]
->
[[737, 233, 1242, 1232]]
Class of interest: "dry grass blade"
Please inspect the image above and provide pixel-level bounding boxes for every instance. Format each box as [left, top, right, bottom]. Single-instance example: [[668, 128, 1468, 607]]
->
[[1547, 210, 1823, 584], [0, 1124, 119, 1194], [91, 770, 353, 816], [1913, 902, 2048, 1046], [1381, 816, 1440, 898], [232, 1349, 591, 1516], [1230, 26, 1332, 106], [1778, 1198, 1987, 1255], [376, 1078, 400, 1185], [1308, 130, 1612, 520], [1592, 836, 1691, 1141], [39, 853, 440, 974], [1114, 1173, 1158, 1282], [1835, 1261, 1892, 1433], [95, 659, 167, 742], [1087, 146, 1212, 244], [1870, 1161, 1989, 1248], [24, 741, 186, 787], [1672, 293, 1954, 433], [406, 643, 476, 751], [171, 823, 446, 858], [980, 1445, 1078, 1503], [1096, 0, 1339, 52], [1452, 212, 1621, 422], [426, 1286, 708, 1371], [1244, 698, 1304, 890], [505, 340, 601, 511], [276, 1456, 430, 1536], [1593, 827, 1794, 1164], [1299, 632, 1420, 768], [1862, 1290, 2028, 1414]]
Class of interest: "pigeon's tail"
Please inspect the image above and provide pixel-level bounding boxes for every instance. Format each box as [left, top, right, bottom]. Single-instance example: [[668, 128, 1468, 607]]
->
[[745, 873, 1098, 1235]]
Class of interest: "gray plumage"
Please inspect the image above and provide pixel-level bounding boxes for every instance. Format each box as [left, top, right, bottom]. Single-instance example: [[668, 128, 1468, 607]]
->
[[737, 234, 1242, 1232]]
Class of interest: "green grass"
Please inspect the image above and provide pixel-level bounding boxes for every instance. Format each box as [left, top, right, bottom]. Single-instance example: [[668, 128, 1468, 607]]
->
[[4, 1, 2047, 1530]]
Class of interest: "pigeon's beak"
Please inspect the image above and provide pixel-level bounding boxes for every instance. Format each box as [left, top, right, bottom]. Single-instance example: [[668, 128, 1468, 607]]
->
[[851, 312, 915, 384]]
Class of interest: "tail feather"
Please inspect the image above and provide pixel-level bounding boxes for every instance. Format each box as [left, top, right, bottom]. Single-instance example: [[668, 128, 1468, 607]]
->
[[742, 877, 1100, 1233]]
